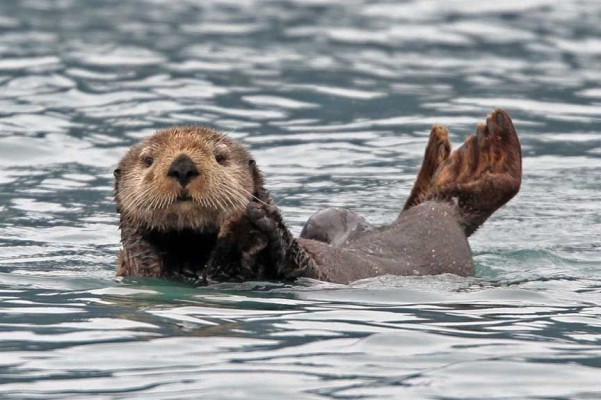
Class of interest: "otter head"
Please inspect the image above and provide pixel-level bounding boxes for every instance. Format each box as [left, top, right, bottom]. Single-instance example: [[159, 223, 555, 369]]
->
[[114, 127, 264, 232]]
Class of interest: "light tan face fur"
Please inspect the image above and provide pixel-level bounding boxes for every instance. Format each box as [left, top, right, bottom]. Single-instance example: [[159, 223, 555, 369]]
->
[[115, 127, 256, 231]]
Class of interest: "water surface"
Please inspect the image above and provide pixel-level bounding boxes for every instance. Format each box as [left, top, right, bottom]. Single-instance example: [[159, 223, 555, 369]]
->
[[0, 1, 600, 399]]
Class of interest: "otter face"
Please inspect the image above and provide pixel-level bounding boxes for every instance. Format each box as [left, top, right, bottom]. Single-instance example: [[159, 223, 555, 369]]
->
[[115, 127, 259, 231]]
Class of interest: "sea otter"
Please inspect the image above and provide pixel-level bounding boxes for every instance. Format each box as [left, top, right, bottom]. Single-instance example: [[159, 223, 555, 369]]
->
[[114, 109, 521, 284]]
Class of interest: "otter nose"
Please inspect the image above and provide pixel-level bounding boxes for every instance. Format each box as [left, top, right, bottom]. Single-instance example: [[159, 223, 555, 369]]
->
[[167, 155, 200, 187]]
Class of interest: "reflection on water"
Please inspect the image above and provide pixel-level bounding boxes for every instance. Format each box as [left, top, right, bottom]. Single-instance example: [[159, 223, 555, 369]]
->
[[0, 0, 599, 398]]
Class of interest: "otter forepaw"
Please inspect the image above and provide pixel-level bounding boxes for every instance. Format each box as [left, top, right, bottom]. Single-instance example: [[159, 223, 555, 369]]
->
[[205, 215, 269, 282], [246, 201, 280, 238], [246, 200, 320, 280]]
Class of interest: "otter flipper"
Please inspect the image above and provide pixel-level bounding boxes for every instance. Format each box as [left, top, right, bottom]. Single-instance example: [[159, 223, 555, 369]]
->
[[403, 124, 452, 211], [416, 108, 522, 236]]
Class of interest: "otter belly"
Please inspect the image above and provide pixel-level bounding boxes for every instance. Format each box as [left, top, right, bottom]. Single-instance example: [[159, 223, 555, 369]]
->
[[297, 201, 473, 284]]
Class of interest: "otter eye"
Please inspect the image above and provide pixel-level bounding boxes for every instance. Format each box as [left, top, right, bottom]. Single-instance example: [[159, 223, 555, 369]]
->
[[249, 160, 256, 167], [143, 156, 153, 167], [215, 154, 227, 165]]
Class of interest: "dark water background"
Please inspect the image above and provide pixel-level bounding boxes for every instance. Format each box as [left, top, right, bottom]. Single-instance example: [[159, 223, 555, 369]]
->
[[0, 1, 600, 399]]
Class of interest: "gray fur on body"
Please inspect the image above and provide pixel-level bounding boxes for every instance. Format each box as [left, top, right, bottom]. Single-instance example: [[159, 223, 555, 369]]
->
[[302, 202, 472, 283]]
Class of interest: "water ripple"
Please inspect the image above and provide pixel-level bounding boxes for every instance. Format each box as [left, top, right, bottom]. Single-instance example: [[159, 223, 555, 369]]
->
[[0, 0, 599, 398]]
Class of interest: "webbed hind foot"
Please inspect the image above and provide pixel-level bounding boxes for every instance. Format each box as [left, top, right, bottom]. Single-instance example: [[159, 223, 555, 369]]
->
[[403, 124, 452, 211], [406, 109, 522, 236]]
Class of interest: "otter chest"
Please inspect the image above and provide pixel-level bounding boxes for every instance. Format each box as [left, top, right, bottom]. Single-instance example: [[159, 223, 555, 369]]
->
[[145, 230, 218, 277]]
